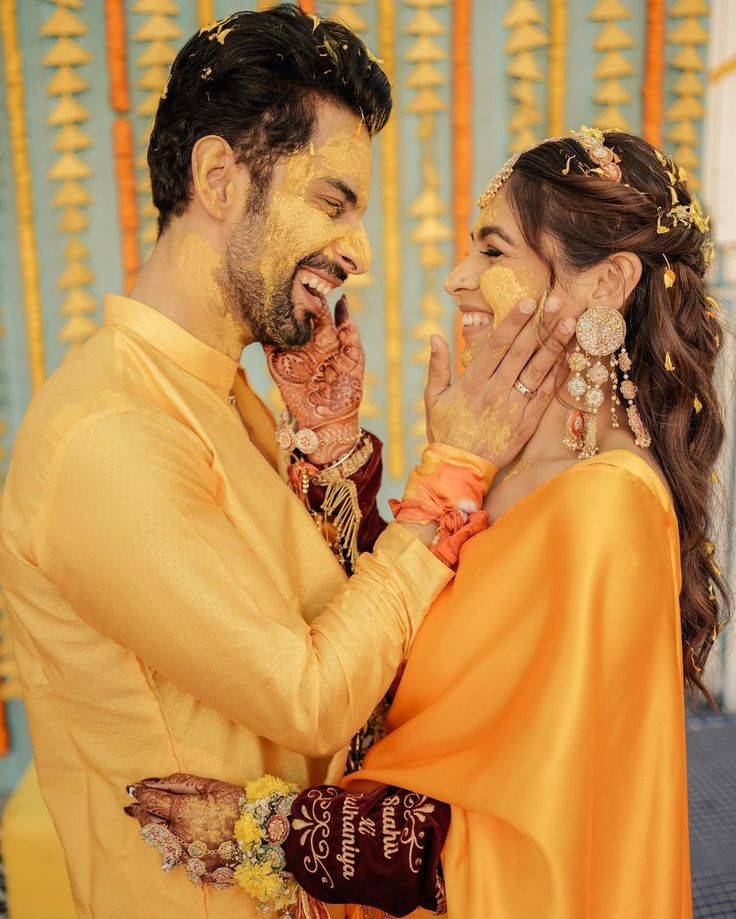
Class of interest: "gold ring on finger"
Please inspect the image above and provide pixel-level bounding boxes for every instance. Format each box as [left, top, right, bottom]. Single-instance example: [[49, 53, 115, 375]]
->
[[514, 379, 536, 399]]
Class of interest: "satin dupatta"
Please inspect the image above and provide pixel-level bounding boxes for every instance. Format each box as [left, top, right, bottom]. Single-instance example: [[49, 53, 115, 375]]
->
[[343, 451, 692, 919]]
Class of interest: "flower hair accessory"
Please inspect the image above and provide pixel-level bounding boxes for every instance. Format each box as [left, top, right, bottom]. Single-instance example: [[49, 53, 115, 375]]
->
[[570, 125, 622, 181]]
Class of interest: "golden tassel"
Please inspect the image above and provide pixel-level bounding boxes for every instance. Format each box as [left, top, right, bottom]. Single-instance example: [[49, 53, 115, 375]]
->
[[321, 478, 362, 570]]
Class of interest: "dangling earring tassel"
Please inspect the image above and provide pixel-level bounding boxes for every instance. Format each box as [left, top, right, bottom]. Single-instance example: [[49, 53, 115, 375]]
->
[[563, 409, 586, 453], [618, 347, 651, 449]]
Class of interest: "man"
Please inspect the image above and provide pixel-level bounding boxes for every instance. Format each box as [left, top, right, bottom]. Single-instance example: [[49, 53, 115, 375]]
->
[[0, 7, 563, 918]]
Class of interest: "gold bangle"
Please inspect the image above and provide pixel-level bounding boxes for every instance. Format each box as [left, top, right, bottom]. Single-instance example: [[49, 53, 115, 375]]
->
[[311, 435, 374, 484]]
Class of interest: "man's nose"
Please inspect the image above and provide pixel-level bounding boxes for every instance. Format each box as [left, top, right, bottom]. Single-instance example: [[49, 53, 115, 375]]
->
[[328, 225, 371, 275]]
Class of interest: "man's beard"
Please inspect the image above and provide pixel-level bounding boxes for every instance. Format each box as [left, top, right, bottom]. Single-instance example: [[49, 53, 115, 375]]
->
[[223, 210, 307, 348], [225, 197, 346, 348]]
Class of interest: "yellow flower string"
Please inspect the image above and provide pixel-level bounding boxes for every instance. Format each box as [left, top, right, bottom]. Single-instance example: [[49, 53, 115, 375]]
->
[[245, 774, 298, 803], [234, 812, 263, 848], [378, 0, 404, 479], [234, 774, 300, 913], [0, 0, 47, 391], [548, 0, 568, 135]]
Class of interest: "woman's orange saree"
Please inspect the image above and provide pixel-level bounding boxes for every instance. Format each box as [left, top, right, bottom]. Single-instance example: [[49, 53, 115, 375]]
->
[[343, 450, 691, 918]]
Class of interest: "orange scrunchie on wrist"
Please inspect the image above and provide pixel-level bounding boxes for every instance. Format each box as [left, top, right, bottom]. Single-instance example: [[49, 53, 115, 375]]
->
[[389, 443, 497, 567]]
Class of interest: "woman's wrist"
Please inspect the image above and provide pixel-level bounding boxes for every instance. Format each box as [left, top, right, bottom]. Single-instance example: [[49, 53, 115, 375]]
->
[[398, 520, 439, 548]]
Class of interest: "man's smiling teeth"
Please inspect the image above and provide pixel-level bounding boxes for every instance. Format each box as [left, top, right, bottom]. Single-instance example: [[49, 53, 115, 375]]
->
[[462, 312, 491, 327], [298, 269, 334, 296]]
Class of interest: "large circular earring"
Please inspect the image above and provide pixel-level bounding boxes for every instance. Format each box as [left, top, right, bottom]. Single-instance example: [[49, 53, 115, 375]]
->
[[564, 306, 628, 459]]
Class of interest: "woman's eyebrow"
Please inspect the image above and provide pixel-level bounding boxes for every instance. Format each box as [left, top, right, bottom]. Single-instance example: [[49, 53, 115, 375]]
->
[[471, 224, 516, 247]]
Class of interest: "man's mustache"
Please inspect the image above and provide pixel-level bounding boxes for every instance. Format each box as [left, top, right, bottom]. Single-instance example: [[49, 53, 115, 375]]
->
[[297, 255, 347, 286]]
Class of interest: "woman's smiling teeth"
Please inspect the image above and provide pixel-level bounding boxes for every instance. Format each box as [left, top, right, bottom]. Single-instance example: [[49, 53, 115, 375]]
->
[[298, 269, 334, 297], [462, 312, 492, 328]]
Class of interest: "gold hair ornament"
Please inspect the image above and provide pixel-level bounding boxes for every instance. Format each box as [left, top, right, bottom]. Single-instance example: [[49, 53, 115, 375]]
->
[[477, 126, 622, 209]]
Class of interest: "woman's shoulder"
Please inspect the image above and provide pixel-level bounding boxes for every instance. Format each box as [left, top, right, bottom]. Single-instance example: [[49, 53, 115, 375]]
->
[[566, 449, 673, 516]]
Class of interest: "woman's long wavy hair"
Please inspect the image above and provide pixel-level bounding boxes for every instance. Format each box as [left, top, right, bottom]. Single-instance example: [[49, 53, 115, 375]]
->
[[505, 131, 729, 707]]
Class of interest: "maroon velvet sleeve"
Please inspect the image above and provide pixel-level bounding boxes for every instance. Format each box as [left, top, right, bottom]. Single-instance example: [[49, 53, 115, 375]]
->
[[284, 785, 449, 917], [307, 431, 388, 557]]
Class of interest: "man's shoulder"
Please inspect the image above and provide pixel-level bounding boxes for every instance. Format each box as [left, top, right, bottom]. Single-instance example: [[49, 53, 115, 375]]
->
[[14, 327, 142, 456], [4, 330, 193, 530]]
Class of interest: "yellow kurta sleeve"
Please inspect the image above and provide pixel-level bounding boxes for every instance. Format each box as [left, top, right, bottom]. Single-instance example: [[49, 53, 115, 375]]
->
[[344, 454, 690, 918], [32, 409, 451, 758]]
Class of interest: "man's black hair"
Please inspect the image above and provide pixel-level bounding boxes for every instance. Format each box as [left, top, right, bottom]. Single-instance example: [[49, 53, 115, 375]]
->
[[148, 4, 392, 235]]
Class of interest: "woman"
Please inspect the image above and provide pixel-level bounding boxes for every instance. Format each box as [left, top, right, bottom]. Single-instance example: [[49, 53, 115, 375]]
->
[[127, 128, 727, 918]]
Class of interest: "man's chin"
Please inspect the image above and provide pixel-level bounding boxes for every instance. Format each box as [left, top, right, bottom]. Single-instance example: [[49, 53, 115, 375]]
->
[[260, 306, 312, 349]]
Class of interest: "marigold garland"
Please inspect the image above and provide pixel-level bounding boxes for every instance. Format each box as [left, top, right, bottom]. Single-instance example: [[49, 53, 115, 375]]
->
[[113, 118, 140, 293], [642, 0, 666, 147], [377, 0, 404, 478], [0, 0, 46, 391], [452, 0, 472, 369], [547, 0, 568, 135], [197, 0, 215, 28], [665, 0, 710, 190], [590, 0, 633, 131], [105, 0, 131, 113]]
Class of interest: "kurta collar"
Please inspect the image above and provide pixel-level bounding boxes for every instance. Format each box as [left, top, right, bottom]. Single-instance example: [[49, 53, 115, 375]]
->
[[104, 294, 239, 398]]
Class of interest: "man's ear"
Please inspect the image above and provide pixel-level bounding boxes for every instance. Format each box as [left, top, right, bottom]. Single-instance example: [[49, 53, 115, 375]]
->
[[190, 135, 249, 221], [585, 251, 643, 312]]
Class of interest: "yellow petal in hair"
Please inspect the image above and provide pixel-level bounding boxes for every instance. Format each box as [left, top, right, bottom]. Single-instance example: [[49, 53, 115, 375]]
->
[[561, 155, 574, 175], [711, 469, 720, 484], [664, 352, 675, 372], [709, 581, 717, 602], [704, 540, 714, 556], [656, 213, 671, 234], [309, 13, 320, 31], [706, 296, 720, 313], [664, 267, 676, 288], [693, 395, 703, 414]]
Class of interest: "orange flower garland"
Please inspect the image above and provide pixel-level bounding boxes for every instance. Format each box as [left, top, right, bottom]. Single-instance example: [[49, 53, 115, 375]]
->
[[643, 0, 666, 148], [105, 0, 139, 292], [105, 0, 130, 113], [113, 118, 140, 294]]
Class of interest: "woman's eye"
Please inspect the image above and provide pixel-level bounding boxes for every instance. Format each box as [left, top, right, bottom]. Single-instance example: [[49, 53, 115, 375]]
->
[[481, 247, 502, 258]]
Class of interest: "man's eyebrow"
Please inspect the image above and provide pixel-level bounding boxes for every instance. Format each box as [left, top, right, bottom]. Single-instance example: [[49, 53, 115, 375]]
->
[[471, 224, 516, 247], [322, 178, 358, 208]]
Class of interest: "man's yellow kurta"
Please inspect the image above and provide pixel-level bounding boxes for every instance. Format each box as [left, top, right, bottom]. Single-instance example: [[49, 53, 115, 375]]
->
[[0, 295, 451, 918]]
